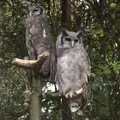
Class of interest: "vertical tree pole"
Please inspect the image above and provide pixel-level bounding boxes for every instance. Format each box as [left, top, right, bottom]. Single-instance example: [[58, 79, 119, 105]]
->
[[29, 73, 41, 120]]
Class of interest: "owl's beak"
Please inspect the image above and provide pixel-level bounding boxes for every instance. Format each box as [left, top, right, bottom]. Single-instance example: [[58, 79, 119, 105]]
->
[[71, 41, 75, 48]]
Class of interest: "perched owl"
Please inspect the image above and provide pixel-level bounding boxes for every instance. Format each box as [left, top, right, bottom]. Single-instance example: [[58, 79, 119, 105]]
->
[[25, 6, 55, 77], [25, 6, 48, 60], [56, 30, 91, 112]]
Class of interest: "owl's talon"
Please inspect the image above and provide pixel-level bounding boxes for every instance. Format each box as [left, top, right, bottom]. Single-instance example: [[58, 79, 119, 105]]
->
[[69, 92, 74, 98], [75, 88, 83, 95], [65, 88, 83, 99], [65, 94, 69, 98], [65, 91, 74, 98]]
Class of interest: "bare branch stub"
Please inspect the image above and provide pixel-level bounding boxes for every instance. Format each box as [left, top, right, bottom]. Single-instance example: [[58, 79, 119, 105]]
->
[[12, 51, 49, 69]]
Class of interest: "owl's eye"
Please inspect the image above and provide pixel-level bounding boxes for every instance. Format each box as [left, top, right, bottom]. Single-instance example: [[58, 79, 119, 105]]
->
[[74, 39, 78, 42], [32, 9, 39, 13], [65, 38, 71, 41]]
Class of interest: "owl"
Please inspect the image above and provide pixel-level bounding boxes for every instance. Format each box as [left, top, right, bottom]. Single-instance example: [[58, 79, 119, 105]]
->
[[25, 6, 55, 78], [25, 6, 47, 59], [56, 30, 91, 112]]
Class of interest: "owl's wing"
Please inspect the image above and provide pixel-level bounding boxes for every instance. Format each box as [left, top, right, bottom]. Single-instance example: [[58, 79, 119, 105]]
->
[[78, 46, 91, 77]]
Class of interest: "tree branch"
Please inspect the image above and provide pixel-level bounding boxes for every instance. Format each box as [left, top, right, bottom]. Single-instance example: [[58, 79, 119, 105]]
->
[[12, 51, 49, 69]]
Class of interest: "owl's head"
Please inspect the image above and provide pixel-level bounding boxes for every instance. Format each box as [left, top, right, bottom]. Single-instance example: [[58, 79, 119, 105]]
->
[[57, 29, 83, 49], [29, 6, 45, 17]]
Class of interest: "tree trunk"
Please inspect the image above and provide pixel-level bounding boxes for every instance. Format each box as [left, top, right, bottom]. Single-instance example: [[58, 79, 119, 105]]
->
[[60, 0, 73, 120], [60, 0, 71, 28], [30, 74, 41, 120]]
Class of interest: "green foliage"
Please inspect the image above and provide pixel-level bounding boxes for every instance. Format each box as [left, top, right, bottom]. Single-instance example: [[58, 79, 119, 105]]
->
[[0, 0, 120, 120]]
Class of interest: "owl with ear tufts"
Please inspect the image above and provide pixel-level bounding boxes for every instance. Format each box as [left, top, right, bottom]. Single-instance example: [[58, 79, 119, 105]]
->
[[56, 29, 91, 113]]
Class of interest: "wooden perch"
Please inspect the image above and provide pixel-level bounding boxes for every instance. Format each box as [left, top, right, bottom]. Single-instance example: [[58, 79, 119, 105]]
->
[[12, 51, 49, 69]]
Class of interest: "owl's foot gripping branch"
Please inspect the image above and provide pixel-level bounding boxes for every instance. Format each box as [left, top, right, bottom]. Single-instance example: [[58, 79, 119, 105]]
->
[[12, 51, 49, 69]]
